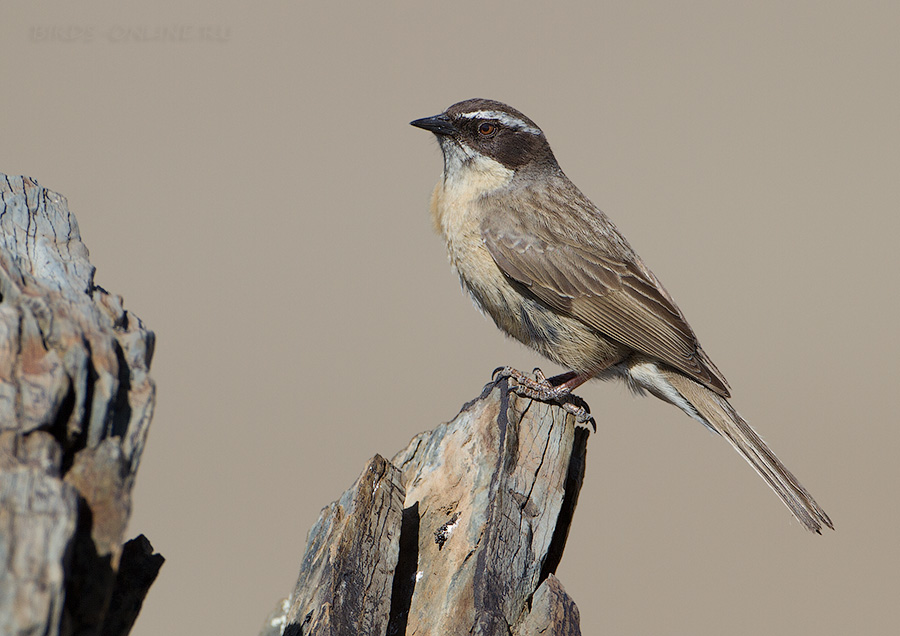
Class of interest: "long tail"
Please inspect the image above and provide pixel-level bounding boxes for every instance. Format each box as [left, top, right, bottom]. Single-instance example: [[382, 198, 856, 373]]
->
[[625, 357, 833, 533]]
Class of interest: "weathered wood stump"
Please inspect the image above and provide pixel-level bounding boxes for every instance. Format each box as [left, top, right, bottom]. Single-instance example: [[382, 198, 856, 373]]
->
[[265, 379, 590, 636], [0, 175, 161, 636]]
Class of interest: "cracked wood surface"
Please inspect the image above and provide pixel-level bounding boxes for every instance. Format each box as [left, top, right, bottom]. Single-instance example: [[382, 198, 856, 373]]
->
[[268, 378, 588, 636], [0, 175, 161, 636], [283, 455, 405, 636]]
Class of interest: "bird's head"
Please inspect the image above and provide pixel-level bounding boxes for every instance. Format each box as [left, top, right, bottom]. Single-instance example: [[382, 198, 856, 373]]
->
[[411, 99, 558, 185]]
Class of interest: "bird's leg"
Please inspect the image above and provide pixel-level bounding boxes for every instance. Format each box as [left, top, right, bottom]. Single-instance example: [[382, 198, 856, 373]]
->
[[493, 367, 596, 429], [532, 368, 578, 386]]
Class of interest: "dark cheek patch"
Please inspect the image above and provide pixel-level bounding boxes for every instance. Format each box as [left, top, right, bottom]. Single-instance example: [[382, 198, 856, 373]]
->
[[492, 132, 539, 169]]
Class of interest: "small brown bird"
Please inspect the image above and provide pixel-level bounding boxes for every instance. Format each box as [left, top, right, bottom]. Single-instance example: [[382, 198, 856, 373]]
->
[[411, 98, 832, 533]]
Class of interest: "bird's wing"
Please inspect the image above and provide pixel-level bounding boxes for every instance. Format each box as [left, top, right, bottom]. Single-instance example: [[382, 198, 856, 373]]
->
[[481, 202, 730, 396]]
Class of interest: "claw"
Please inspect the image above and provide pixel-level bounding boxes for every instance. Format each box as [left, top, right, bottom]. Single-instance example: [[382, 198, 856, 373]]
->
[[489, 366, 595, 432], [493, 365, 520, 381], [561, 400, 596, 431]]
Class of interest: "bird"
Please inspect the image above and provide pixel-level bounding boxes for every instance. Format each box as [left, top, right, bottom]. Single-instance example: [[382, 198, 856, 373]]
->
[[410, 98, 832, 533]]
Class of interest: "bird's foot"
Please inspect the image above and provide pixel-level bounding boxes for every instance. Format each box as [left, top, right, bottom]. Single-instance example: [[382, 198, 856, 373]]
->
[[493, 366, 573, 400], [492, 366, 595, 430], [560, 400, 595, 430]]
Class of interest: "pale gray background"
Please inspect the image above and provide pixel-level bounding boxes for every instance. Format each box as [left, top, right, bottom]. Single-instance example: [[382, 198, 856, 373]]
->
[[3, 1, 898, 634]]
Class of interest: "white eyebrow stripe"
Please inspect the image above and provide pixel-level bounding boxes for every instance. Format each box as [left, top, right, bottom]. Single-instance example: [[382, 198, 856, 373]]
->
[[457, 110, 542, 135]]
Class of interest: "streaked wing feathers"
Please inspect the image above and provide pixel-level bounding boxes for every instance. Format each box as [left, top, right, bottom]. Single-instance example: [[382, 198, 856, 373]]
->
[[482, 209, 730, 396]]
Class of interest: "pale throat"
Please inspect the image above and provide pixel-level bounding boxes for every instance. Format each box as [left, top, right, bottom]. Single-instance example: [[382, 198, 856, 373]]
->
[[430, 142, 514, 243]]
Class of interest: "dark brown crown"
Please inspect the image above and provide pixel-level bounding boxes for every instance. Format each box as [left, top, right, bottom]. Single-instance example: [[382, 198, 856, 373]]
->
[[415, 99, 557, 170]]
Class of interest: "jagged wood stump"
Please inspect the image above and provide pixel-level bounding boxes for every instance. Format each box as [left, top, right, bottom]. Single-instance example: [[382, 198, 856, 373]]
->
[[265, 379, 589, 636], [0, 175, 161, 636]]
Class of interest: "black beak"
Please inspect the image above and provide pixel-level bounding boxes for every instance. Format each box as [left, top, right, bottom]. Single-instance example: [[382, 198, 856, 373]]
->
[[410, 113, 457, 136]]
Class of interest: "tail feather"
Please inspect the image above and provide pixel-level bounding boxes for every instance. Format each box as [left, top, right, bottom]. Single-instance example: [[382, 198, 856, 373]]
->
[[627, 358, 833, 533]]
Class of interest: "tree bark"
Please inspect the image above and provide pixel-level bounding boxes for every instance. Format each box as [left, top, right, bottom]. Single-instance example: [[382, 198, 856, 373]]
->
[[0, 175, 161, 636], [267, 377, 590, 636]]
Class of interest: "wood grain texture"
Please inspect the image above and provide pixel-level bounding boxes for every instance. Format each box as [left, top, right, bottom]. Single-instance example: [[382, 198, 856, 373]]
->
[[0, 175, 160, 636], [513, 575, 582, 636], [283, 455, 405, 636], [271, 377, 588, 636]]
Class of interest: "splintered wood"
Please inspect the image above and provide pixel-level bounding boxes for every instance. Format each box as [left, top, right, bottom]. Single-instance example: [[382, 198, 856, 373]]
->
[[0, 175, 160, 636], [270, 380, 588, 636]]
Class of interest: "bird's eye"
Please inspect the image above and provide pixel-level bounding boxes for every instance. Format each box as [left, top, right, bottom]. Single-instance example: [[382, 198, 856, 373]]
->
[[478, 122, 497, 136]]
